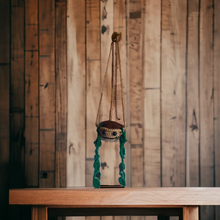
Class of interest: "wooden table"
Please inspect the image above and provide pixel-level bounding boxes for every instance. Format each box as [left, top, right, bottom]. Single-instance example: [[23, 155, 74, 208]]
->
[[9, 188, 220, 220]]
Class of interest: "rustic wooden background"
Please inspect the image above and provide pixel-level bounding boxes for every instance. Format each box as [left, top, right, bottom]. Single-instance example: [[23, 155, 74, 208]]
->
[[0, 0, 220, 220]]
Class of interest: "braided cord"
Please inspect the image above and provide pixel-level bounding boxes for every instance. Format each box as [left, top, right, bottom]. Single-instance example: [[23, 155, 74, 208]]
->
[[118, 127, 127, 187], [93, 124, 103, 188]]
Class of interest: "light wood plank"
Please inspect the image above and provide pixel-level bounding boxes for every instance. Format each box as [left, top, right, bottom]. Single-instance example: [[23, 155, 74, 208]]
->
[[143, 0, 161, 188], [113, 0, 129, 193], [9, 188, 220, 206], [86, 0, 101, 188], [214, 0, 220, 219], [55, 1, 67, 188], [39, 0, 56, 188], [186, 0, 199, 187], [99, 0, 116, 187], [129, 0, 143, 192], [199, 0, 214, 219], [67, 0, 85, 187], [183, 206, 198, 220], [161, 0, 187, 187], [0, 0, 10, 219]]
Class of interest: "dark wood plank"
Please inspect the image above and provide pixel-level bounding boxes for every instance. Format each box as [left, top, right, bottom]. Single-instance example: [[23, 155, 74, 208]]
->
[[49, 208, 182, 217], [25, 0, 39, 187], [199, 0, 214, 219], [10, 0, 25, 189], [55, 0, 67, 188], [0, 1, 10, 220], [39, 0, 56, 188]]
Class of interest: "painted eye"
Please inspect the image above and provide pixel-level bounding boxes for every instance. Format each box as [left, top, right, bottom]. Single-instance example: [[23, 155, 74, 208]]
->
[[112, 131, 117, 136], [102, 130, 106, 135]]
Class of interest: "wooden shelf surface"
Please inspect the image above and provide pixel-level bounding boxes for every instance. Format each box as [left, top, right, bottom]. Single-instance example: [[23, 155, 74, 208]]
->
[[9, 187, 220, 207]]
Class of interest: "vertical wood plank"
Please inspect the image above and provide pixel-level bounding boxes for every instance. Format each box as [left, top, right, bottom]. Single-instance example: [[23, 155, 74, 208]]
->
[[214, 0, 220, 219], [143, 0, 161, 188], [161, 0, 187, 187], [39, 207, 48, 220], [186, 0, 199, 187], [183, 206, 199, 220], [114, 0, 129, 190], [25, 0, 39, 187], [86, 0, 101, 188], [129, 0, 144, 187], [10, 0, 25, 189], [200, 0, 214, 219], [39, 0, 56, 188], [67, 0, 86, 217], [67, 0, 85, 187], [0, 0, 10, 220], [55, 0, 67, 188], [129, 0, 144, 219], [32, 207, 39, 220], [100, 0, 115, 187]]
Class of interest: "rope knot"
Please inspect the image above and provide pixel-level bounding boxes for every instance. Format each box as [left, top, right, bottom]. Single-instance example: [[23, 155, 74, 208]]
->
[[111, 32, 122, 42]]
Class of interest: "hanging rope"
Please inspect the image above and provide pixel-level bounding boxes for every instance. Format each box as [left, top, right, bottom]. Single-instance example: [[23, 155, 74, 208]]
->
[[95, 32, 126, 130]]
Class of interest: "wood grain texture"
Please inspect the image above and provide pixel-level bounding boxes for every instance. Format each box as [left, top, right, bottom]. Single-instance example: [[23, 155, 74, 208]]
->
[[161, 0, 187, 187], [0, 0, 10, 220], [183, 206, 198, 220], [9, 188, 220, 206], [186, 0, 199, 187], [199, 0, 214, 219], [129, 0, 144, 191], [86, 0, 101, 188], [10, 0, 25, 189], [55, 1, 67, 188], [214, 0, 220, 219], [39, 0, 56, 188], [25, 1, 39, 185], [143, 0, 161, 188], [99, 0, 117, 187], [67, 0, 86, 187]]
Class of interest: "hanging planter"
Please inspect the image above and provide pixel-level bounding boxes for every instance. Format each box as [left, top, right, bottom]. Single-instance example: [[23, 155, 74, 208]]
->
[[93, 32, 127, 189]]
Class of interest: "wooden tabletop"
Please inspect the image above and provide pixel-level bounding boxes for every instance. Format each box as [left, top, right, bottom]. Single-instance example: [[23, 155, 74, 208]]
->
[[9, 187, 220, 208]]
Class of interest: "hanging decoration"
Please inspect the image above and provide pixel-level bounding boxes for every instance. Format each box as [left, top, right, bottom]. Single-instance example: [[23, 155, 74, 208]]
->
[[93, 32, 127, 188]]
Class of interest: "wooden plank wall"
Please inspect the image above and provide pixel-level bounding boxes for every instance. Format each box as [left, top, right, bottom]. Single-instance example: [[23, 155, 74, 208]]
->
[[0, 0, 220, 220]]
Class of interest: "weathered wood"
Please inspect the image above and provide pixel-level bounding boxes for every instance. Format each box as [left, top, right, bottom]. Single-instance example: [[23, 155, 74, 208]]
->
[[0, 0, 10, 220], [39, 0, 56, 188], [161, 0, 187, 187], [66, 0, 85, 192], [9, 188, 220, 206], [183, 206, 198, 220], [99, 0, 116, 188], [55, 1, 67, 188], [186, 0, 199, 187], [129, 0, 143, 193], [25, 0, 39, 185], [214, 0, 220, 219], [199, 0, 214, 219], [25, 51, 39, 187], [143, 0, 161, 188], [85, 0, 101, 189], [10, 0, 25, 189]]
